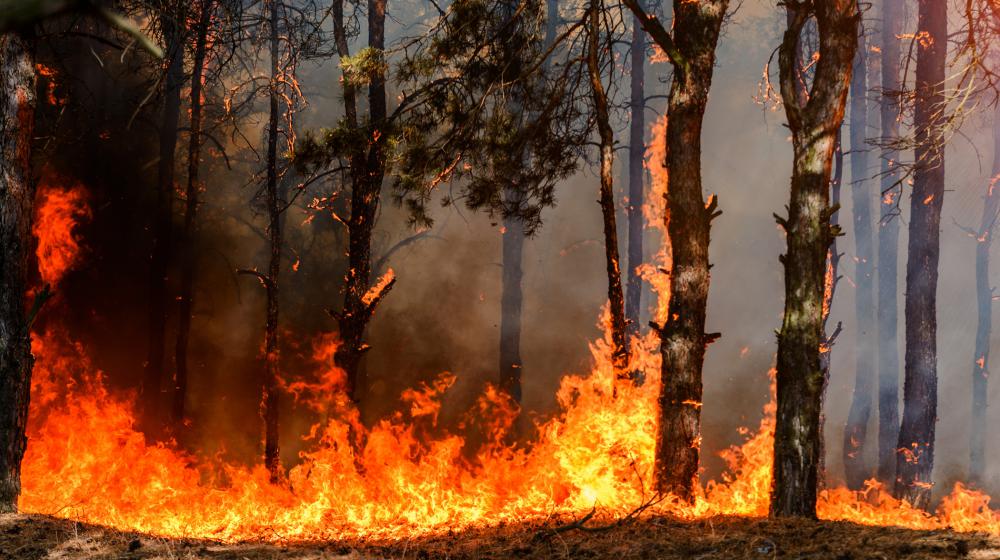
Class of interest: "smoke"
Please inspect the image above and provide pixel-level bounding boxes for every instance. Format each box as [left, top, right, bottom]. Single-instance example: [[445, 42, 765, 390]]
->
[[29, 0, 1000, 502]]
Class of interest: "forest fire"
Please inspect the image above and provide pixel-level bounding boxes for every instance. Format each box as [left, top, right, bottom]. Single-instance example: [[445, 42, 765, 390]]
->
[[4, 0, 1000, 556], [11, 176, 1000, 544]]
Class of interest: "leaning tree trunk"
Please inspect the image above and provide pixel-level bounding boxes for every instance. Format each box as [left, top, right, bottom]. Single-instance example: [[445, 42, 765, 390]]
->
[[173, 0, 213, 426], [587, 0, 630, 374], [895, 0, 945, 510], [333, 0, 393, 407], [877, 0, 903, 487], [843, 34, 877, 490], [624, 0, 727, 503], [0, 31, 36, 513], [969, 113, 1000, 484], [771, 0, 857, 519], [624, 0, 646, 340], [143, 12, 185, 429], [262, 0, 282, 481]]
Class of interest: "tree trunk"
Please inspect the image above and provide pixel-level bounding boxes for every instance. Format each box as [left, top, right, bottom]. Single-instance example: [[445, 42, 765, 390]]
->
[[624, 0, 728, 503], [877, 0, 903, 488], [333, 0, 391, 407], [969, 114, 1000, 484], [173, 0, 213, 426], [262, 0, 282, 481], [771, 0, 857, 519], [587, 0, 629, 374], [0, 31, 36, 513], [843, 35, 877, 490], [143, 12, 185, 429], [894, 0, 945, 509], [819, 130, 844, 489], [499, 212, 525, 404], [624, 1, 645, 341]]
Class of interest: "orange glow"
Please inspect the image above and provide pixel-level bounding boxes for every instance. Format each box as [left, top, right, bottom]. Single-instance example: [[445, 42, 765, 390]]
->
[[17, 176, 1000, 542], [33, 179, 91, 287]]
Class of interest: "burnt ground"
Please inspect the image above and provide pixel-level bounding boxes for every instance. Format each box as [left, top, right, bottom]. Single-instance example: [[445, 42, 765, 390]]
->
[[2, 513, 999, 560]]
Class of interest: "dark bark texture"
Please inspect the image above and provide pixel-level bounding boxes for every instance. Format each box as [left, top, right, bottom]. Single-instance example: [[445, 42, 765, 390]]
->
[[333, 0, 392, 406], [894, 0, 945, 510], [771, 0, 857, 519], [587, 0, 630, 374], [969, 114, 1000, 484], [623, 0, 728, 502], [143, 10, 185, 429], [876, 0, 902, 488], [624, 1, 646, 339], [0, 31, 36, 513], [263, 0, 282, 481], [173, 0, 213, 426], [843, 34, 877, 490]]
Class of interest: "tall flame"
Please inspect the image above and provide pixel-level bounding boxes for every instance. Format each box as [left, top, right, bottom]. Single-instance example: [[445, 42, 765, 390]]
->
[[33, 179, 91, 287], [17, 177, 1000, 542]]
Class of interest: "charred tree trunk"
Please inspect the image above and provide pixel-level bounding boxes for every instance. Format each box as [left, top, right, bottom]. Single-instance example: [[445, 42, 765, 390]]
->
[[969, 114, 1000, 484], [894, 0, 945, 509], [624, 0, 727, 503], [843, 35, 877, 489], [624, 1, 645, 339], [587, 0, 629, 374], [143, 11, 185, 428], [771, 0, 857, 519], [173, 0, 213, 426], [0, 31, 36, 513], [333, 0, 391, 406], [819, 130, 844, 488], [262, 0, 282, 481], [877, 0, 903, 487]]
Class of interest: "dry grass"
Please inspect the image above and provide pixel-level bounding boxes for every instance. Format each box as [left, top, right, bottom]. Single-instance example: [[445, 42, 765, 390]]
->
[[2, 512, 1000, 559]]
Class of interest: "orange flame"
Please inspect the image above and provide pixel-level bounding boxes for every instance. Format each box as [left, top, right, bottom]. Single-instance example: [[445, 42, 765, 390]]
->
[[16, 176, 1000, 542], [33, 180, 91, 287]]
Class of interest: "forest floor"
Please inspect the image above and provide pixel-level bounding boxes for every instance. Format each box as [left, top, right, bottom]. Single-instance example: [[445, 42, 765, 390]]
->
[[2, 512, 1000, 560]]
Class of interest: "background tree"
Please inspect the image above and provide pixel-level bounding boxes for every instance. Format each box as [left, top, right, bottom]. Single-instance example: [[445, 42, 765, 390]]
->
[[876, 0, 903, 486], [0, 29, 37, 513], [387, 0, 589, 407], [622, 0, 729, 501], [624, 0, 646, 342], [771, 0, 857, 518], [142, 0, 187, 431], [895, 0, 946, 509], [843, 23, 877, 490], [173, 0, 215, 426], [967, 110, 1000, 484]]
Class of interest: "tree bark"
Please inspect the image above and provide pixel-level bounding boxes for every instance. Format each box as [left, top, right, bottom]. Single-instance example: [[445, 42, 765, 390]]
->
[[262, 0, 282, 481], [877, 0, 903, 488], [969, 113, 1000, 484], [173, 0, 213, 426], [894, 0, 945, 509], [333, 0, 391, 407], [499, 213, 525, 404], [587, 0, 630, 374], [143, 10, 185, 429], [771, 0, 857, 519], [843, 34, 877, 490], [0, 31, 36, 513], [623, 0, 727, 503], [624, 1, 645, 341]]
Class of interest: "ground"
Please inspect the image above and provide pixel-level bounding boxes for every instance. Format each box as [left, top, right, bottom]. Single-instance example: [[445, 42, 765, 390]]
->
[[2, 513, 1000, 559]]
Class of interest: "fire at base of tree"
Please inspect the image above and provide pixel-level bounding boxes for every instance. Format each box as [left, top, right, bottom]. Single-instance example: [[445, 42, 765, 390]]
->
[[4, 0, 1000, 557]]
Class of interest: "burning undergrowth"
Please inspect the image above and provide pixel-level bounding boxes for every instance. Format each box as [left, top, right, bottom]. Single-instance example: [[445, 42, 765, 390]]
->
[[16, 174, 1000, 544]]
